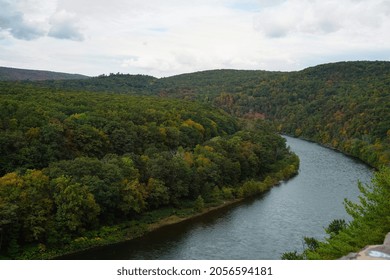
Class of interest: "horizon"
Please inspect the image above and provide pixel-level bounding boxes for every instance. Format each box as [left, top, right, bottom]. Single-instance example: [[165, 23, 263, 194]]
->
[[1, 0, 390, 77], [2, 59, 389, 79]]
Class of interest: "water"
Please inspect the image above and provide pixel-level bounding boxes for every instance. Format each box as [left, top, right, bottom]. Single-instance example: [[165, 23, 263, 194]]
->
[[64, 136, 373, 259]]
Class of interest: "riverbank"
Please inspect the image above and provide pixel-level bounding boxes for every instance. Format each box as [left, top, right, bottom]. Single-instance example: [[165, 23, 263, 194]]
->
[[52, 184, 285, 260], [2, 152, 298, 260], [48, 199, 243, 260], [281, 134, 380, 170], [61, 137, 376, 260], [146, 198, 243, 232]]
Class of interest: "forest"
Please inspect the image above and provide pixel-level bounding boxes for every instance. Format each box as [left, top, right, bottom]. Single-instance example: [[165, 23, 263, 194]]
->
[[0, 61, 389, 259], [0, 82, 298, 259], [155, 61, 390, 168], [25, 61, 390, 168]]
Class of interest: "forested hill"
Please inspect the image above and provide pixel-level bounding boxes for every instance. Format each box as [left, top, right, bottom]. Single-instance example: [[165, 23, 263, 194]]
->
[[30, 61, 390, 168], [0, 66, 89, 81], [0, 82, 299, 259], [0, 61, 388, 259]]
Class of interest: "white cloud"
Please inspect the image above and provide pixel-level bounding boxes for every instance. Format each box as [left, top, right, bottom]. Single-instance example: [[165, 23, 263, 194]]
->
[[0, 0, 45, 40], [0, 0, 389, 76], [0, 0, 84, 41], [48, 10, 84, 41], [254, 0, 389, 38], [251, 0, 390, 69]]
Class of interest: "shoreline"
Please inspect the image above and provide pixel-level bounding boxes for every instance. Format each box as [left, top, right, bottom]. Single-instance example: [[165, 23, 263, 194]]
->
[[12, 156, 299, 260], [52, 198, 247, 260], [281, 134, 376, 169], [147, 198, 243, 232]]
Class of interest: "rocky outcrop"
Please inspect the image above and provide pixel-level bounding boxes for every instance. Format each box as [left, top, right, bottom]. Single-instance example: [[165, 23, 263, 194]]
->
[[340, 232, 390, 260]]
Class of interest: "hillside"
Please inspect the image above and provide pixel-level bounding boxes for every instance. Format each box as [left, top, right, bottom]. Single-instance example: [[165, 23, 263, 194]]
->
[[0, 61, 388, 260], [33, 73, 158, 95], [160, 62, 390, 168], [31, 61, 389, 168], [1, 61, 390, 167], [0, 66, 89, 81], [0, 82, 298, 259]]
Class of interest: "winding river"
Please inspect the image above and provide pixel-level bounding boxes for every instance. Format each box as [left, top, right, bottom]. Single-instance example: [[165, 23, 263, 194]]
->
[[65, 136, 373, 260]]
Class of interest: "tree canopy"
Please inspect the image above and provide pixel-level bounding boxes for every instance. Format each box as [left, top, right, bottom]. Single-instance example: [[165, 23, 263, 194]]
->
[[0, 81, 298, 258], [1, 61, 388, 259]]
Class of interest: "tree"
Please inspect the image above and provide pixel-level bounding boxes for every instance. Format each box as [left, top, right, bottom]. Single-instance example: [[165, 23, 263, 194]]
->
[[146, 178, 170, 209], [287, 167, 390, 260], [53, 176, 100, 235], [18, 170, 53, 242], [194, 195, 205, 213], [281, 251, 304, 260], [119, 179, 146, 217], [0, 201, 18, 254], [324, 219, 347, 237]]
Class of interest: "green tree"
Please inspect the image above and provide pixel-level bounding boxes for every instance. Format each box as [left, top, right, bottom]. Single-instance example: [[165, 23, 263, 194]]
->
[[119, 179, 146, 217], [324, 219, 347, 237], [53, 176, 100, 235], [18, 170, 53, 242], [298, 167, 390, 259], [194, 195, 205, 213], [146, 178, 170, 209]]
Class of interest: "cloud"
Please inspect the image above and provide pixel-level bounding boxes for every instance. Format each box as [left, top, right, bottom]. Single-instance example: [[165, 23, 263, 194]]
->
[[254, 0, 388, 38], [1, 0, 389, 77], [0, 0, 84, 41], [48, 10, 84, 41], [0, 0, 45, 40]]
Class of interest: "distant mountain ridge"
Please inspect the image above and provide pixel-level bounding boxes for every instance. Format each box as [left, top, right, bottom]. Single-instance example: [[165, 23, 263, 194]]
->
[[0, 66, 89, 81], [1, 61, 389, 167]]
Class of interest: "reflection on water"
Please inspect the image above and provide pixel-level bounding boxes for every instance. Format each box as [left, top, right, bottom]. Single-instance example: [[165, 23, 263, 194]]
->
[[63, 136, 373, 260]]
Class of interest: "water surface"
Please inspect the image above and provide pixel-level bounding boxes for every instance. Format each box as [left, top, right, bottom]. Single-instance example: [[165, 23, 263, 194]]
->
[[65, 136, 373, 259]]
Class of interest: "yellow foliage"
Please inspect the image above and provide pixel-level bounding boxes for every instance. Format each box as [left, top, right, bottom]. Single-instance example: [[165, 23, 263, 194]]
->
[[159, 127, 167, 138], [183, 152, 194, 166], [25, 127, 40, 139], [140, 155, 149, 162], [333, 110, 344, 121], [210, 120, 218, 130], [204, 145, 214, 152], [69, 113, 87, 120], [182, 119, 205, 134], [378, 154, 390, 166], [196, 155, 211, 166], [0, 172, 24, 188]]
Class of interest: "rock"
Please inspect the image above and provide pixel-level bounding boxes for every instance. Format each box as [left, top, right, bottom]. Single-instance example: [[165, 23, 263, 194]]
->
[[355, 245, 390, 260], [383, 232, 390, 246], [339, 252, 358, 260], [340, 232, 390, 260]]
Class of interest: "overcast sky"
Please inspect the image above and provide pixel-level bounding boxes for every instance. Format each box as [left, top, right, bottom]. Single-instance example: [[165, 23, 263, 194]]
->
[[1, 0, 389, 77]]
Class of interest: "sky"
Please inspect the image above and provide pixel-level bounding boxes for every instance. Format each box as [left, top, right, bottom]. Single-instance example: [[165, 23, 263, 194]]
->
[[0, 0, 389, 77]]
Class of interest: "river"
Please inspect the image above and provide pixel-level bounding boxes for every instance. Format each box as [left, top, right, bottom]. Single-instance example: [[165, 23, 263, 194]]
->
[[64, 136, 373, 260]]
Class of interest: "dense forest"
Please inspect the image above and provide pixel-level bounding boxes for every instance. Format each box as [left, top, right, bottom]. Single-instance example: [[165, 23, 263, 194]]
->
[[28, 61, 390, 168], [0, 82, 298, 259], [157, 61, 390, 168], [0, 61, 389, 260]]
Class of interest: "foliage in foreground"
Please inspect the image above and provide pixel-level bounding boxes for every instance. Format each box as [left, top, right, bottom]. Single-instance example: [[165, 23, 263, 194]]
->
[[282, 167, 390, 259]]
